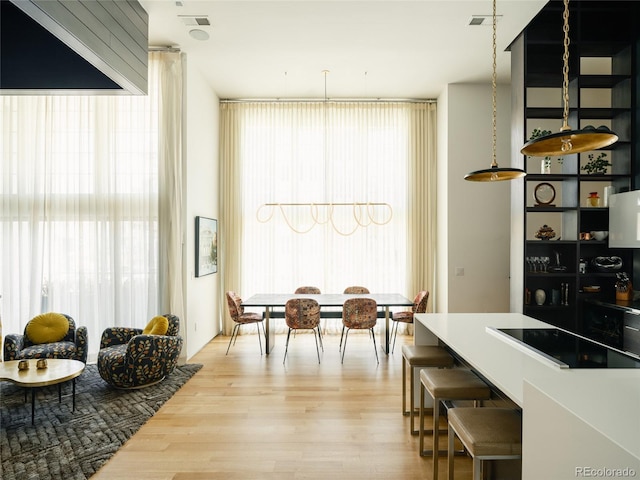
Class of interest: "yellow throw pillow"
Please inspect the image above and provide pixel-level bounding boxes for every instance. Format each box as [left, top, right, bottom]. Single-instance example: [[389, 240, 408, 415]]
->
[[142, 315, 169, 335], [26, 312, 70, 344]]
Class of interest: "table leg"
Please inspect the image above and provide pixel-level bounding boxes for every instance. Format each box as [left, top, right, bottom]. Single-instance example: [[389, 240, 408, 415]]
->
[[58, 383, 62, 402], [31, 388, 35, 425], [72, 378, 76, 411], [264, 307, 275, 354], [383, 306, 391, 355]]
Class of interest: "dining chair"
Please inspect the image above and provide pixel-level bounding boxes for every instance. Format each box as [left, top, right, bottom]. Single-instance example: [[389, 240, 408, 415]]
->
[[339, 286, 370, 349], [294, 286, 321, 294], [343, 286, 369, 294], [225, 291, 265, 355], [283, 298, 323, 364], [341, 297, 379, 364], [294, 286, 323, 345], [390, 290, 429, 353]]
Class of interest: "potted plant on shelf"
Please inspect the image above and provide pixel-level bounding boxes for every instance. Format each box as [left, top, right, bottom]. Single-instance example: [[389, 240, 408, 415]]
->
[[581, 152, 611, 175], [528, 128, 562, 173]]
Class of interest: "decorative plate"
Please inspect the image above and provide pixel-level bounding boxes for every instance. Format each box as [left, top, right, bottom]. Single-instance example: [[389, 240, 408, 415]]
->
[[534, 182, 556, 206]]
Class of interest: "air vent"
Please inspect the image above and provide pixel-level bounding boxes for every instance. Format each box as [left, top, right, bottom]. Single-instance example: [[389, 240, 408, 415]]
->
[[468, 15, 502, 26], [179, 15, 210, 26]]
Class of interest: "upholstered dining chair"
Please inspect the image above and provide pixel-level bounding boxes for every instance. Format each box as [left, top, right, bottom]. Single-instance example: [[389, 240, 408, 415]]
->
[[97, 314, 183, 389], [390, 290, 429, 353], [339, 286, 370, 349], [343, 286, 369, 294], [294, 286, 322, 344], [225, 291, 265, 355], [3, 312, 88, 364], [283, 298, 323, 364], [294, 286, 321, 294], [341, 297, 379, 364]]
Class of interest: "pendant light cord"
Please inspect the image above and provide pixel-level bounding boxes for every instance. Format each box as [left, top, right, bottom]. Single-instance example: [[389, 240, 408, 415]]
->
[[561, 0, 571, 133], [491, 0, 498, 168]]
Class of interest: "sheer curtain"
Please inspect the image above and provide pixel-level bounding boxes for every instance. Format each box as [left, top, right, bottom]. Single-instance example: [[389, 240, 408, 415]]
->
[[219, 101, 437, 334], [0, 52, 182, 362]]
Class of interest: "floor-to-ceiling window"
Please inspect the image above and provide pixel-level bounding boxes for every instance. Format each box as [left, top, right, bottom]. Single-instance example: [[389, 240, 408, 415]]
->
[[1, 52, 183, 361], [220, 101, 437, 333]]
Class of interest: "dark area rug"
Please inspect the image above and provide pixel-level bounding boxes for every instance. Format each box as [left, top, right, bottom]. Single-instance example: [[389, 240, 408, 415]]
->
[[1, 363, 202, 480]]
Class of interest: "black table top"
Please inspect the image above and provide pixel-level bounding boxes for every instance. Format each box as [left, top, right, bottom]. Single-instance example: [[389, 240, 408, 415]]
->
[[242, 293, 413, 308]]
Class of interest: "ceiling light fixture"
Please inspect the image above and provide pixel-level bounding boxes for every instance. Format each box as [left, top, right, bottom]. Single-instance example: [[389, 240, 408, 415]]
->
[[520, 0, 617, 157], [255, 71, 393, 236], [464, 0, 526, 182], [189, 29, 209, 41]]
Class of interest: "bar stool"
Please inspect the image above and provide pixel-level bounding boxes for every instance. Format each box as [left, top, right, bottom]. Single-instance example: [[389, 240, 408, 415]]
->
[[447, 407, 522, 480], [419, 368, 491, 479], [401, 344, 454, 434]]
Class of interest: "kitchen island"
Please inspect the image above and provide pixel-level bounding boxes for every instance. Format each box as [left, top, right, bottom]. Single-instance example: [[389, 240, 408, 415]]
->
[[414, 312, 640, 480]]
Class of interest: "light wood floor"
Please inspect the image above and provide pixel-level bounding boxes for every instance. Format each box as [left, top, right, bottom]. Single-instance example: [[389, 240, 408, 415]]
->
[[93, 332, 473, 480]]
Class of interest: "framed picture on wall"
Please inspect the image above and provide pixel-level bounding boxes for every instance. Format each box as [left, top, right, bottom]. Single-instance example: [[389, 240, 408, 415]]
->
[[195, 216, 217, 277]]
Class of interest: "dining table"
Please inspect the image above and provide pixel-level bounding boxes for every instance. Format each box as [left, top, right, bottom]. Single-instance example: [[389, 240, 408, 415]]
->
[[242, 293, 413, 355]]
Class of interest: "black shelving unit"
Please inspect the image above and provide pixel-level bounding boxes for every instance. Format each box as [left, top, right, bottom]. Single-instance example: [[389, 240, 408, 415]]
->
[[510, 1, 639, 335]]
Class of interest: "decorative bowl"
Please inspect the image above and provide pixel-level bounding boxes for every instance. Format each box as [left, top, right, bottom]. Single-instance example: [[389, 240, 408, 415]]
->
[[583, 286, 601, 293], [590, 230, 608, 241], [591, 256, 622, 272]]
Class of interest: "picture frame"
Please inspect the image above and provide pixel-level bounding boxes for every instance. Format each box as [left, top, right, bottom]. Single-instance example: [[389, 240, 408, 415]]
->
[[195, 216, 217, 277]]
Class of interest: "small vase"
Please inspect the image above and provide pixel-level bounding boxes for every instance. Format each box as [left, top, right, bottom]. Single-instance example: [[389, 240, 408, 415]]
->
[[588, 192, 600, 207], [541, 158, 551, 174], [534, 289, 546, 305]]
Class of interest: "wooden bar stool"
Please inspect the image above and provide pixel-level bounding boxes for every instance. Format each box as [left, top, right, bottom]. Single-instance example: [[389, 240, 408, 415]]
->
[[401, 345, 454, 434], [419, 368, 491, 479], [447, 407, 522, 480]]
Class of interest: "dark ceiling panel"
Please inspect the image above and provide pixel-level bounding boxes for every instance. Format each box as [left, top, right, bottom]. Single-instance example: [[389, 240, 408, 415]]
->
[[1, 0, 121, 91]]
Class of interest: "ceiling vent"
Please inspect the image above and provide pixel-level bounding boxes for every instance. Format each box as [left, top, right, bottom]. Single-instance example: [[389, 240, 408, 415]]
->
[[179, 15, 210, 26], [468, 15, 502, 26]]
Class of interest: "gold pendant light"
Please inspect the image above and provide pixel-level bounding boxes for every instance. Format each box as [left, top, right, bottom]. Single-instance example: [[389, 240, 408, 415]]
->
[[465, 0, 526, 182], [520, 0, 618, 157]]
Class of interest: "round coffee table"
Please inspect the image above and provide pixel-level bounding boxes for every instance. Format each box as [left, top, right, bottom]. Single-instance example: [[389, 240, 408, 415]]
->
[[0, 358, 85, 424]]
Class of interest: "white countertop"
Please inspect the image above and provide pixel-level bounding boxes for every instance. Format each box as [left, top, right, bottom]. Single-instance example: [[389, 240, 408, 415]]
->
[[414, 312, 640, 461]]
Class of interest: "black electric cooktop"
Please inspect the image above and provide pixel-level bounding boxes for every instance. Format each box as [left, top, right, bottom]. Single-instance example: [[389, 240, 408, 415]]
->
[[494, 328, 640, 369]]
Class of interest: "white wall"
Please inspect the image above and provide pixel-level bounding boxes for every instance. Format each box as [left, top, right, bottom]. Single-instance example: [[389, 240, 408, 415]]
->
[[436, 83, 512, 313], [183, 55, 221, 360]]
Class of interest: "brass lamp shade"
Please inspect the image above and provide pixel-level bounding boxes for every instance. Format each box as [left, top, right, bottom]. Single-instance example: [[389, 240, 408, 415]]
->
[[463, 0, 526, 183], [464, 165, 527, 182], [521, 125, 618, 157]]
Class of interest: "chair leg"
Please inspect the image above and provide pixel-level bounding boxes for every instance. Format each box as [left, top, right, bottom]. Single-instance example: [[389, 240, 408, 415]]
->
[[402, 357, 408, 416], [448, 423, 455, 480], [339, 325, 346, 351], [341, 329, 350, 363], [419, 381, 426, 454], [317, 323, 324, 351], [313, 328, 321, 364], [283, 328, 293, 364], [226, 324, 240, 355], [370, 327, 379, 364], [474, 457, 482, 480], [391, 320, 399, 353], [256, 322, 263, 355], [433, 397, 441, 479], [410, 363, 416, 434]]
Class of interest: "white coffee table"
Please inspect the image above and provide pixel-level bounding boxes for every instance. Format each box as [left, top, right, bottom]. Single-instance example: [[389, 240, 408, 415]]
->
[[0, 358, 85, 424]]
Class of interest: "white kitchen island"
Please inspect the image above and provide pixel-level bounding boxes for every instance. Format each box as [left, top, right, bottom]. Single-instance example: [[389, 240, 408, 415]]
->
[[414, 312, 640, 480]]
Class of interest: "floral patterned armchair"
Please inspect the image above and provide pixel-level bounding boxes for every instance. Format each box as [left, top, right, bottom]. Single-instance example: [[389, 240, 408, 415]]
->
[[3, 313, 88, 363], [97, 314, 183, 389]]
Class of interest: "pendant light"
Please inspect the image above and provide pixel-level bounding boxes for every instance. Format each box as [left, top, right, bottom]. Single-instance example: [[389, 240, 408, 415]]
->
[[520, 0, 617, 157], [465, 0, 526, 182]]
